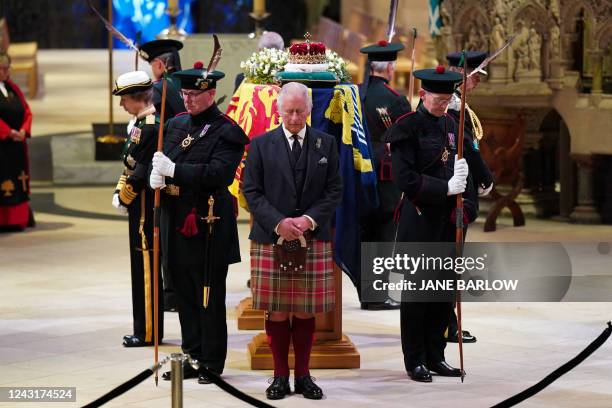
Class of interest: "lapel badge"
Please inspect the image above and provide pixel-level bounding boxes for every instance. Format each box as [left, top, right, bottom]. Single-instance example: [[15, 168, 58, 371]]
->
[[130, 127, 141, 144], [315, 138, 321, 149], [181, 134, 194, 149]]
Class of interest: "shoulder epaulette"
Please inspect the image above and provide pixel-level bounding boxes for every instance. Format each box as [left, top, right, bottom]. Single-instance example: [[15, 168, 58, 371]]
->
[[394, 110, 417, 124], [383, 82, 401, 97]]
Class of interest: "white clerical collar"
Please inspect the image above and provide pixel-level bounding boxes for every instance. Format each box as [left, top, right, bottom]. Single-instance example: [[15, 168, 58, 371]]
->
[[281, 124, 307, 144]]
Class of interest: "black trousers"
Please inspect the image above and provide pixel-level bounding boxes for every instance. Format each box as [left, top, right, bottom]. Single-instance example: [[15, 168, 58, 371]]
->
[[171, 261, 228, 374], [128, 191, 164, 342], [400, 301, 453, 370]]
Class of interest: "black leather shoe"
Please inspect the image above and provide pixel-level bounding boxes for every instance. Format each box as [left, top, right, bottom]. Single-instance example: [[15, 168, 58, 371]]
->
[[447, 330, 477, 343], [294, 376, 323, 400], [429, 361, 464, 377], [122, 335, 153, 347], [361, 298, 401, 310], [266, 376, 290, 400], [198, 372, 213, 384], [162, 361, 199, 381], [407, 365, 432, 382]]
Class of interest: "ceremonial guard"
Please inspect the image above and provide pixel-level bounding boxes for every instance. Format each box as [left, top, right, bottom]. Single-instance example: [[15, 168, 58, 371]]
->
[[359, 40, 412, 310], [384, 67, 479, 382], [111, 71, 163, 347], [139, 39, 185, 121], [445, 51, 495, 344], [139, 38, 185, 311], [149, 61, 249, 384], [242, 82, 342, 400]]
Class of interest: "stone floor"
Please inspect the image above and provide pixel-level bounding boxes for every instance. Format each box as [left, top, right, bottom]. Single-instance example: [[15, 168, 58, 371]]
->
[[1, 185, 611, 407]]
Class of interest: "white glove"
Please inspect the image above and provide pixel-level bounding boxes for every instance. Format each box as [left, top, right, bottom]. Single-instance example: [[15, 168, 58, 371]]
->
[[149, 169, 166, 189], [152, 152, 176, 177], [447, 156, 468, 196], [478, 183, 493, 197], [447, 177, 467, 195], [112, 193, 128, 215], [453, 156, 469, 180]]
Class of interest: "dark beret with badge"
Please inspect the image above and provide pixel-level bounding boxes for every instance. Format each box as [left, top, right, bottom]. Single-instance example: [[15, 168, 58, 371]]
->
[[112, 71, 153, 95], [446, 51, 488, 75], [172, 61, 225, 90], [413, 66, 462, 94], [360, 40, 404, 61], [139, 39, 183, 63]]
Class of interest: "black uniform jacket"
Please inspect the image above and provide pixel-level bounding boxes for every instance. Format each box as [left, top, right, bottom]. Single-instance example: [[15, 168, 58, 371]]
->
[[362, 75, 412, 174], [117, 112, 158, 207], [383, 104, 477, 242], [242, 125, 343, 244], [159, 104, 249, 270]]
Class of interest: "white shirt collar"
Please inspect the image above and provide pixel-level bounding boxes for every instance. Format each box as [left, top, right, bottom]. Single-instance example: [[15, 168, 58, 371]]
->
[[281, 124, 307, 146], [0, 82, 7, 98]]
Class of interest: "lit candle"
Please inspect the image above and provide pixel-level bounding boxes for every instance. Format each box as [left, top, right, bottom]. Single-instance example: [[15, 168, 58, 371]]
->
[[253, 0, 265, 14]]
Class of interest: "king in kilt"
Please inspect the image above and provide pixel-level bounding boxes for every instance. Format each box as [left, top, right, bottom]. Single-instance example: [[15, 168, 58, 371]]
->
[[242, 82, 342, 400]]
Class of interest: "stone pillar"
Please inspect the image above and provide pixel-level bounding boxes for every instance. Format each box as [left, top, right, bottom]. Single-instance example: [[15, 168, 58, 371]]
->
[[560, 33, 575, 70], [557, 122, 572, 219], [569, 154, 602, 224], [589, 48, 604, 93]]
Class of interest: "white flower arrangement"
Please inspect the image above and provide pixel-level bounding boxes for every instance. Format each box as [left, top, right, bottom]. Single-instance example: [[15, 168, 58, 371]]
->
[[325, 49, 351, 83], [239, 47, 352, 84], [240, 48, 288, 84]]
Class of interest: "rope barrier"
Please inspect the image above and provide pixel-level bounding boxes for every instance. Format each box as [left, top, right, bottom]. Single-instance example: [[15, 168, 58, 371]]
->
[[491, 321, 612, 408], [80, 322, 612, 408]]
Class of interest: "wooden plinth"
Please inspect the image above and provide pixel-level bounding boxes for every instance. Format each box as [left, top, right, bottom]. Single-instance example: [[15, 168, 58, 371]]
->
[[247, 332, 360, 369], [236, 297, 265, 330]]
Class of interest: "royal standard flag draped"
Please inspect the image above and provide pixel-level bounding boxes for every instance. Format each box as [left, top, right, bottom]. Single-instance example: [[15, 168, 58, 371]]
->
[[226, 83, 282, 209], [310, 84, 378, 286]]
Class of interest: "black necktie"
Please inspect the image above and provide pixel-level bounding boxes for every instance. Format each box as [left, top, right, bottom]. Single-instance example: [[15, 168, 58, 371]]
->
[[291, 134, 302, 163]]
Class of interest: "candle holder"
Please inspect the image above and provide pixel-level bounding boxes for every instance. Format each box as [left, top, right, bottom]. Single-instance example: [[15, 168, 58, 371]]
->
[[158, 5, 187, 40], [248, 11, 271, 39]]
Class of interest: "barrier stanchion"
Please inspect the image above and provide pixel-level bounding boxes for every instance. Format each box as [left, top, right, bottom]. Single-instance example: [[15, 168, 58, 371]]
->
[[171, 353, 183, 408]]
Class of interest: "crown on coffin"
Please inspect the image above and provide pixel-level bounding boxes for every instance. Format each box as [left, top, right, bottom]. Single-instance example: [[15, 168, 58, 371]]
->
[[288, 32, 327, 64]]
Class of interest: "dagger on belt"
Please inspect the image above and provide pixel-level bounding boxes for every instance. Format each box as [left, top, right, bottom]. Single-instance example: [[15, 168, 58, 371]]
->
[[201, 195, 220, 308]]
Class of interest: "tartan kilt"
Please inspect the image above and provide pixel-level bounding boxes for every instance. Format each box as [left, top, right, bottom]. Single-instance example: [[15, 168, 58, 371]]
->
[[250, 238, 335, 313]]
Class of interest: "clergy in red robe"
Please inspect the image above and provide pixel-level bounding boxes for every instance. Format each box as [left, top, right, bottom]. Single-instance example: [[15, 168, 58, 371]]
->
[[0, 53, 33, 230]]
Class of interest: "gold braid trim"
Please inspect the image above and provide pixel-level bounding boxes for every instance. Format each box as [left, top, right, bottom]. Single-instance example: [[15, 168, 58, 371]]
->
[[139, 190, 153, 343], [466, 105, 483, 141], [119, 183, 138, 205], [115, 174, 127, 192]]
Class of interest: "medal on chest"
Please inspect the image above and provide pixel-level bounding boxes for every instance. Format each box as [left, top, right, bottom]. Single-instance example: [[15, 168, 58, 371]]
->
[[181, 134, 194, 149], [180, 123, 212, 150], [442, 147, 450, 164], [129, 127, 141, 144]]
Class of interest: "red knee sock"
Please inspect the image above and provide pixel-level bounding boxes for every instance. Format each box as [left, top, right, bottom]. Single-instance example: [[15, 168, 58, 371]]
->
[[291, 316, 315, 377], [265, 319, 291, 377]]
